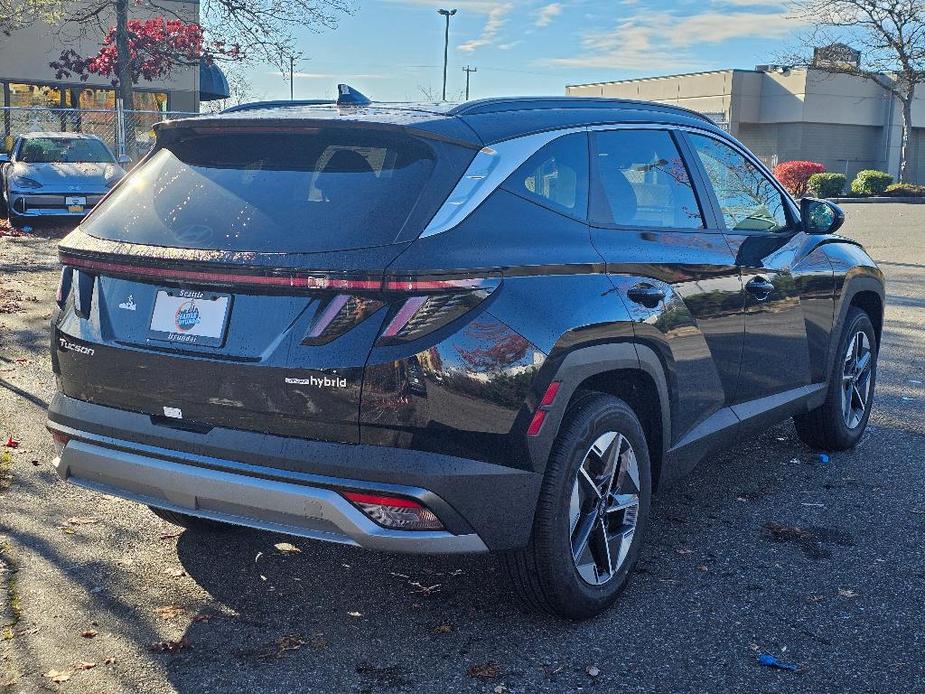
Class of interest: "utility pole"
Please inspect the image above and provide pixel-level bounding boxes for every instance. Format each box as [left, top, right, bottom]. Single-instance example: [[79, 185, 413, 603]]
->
[[462, 65, 477, 100], [437, 8, 457, 101]]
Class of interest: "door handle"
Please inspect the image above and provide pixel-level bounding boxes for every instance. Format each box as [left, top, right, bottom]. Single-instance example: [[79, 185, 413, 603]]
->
[[627, 284, 666, 307], [745, 276, 774, 300]]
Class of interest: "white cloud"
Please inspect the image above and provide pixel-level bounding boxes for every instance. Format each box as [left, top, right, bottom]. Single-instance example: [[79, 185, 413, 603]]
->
[[458, 3, 513, 52], [548, 9, 805, 70], [535, 2, 563, 27]]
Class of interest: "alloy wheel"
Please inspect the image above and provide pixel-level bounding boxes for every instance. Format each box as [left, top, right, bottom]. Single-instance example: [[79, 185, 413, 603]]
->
[[569, 431, 641, 586], [842, 330, 873, 429]]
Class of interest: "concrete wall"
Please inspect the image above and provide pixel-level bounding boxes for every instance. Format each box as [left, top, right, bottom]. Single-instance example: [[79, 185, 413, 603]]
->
[[567, 67, 925, 182], [0, 0, 199, 110]]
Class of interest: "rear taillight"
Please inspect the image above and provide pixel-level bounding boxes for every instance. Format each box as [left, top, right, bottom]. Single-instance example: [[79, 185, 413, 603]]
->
[[303, 295, 385, 346], [55, 267, 73, 307], [376, 276, 499, 345], [341, 491, 444, 531]]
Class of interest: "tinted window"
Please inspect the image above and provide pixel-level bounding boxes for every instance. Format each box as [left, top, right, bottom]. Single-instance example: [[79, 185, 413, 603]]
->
[[83, 128, 446, 252], [503, 132, 588, 219], [19, 137, 113, 163], [689, 133, 789, 233], [590, 129, 703, 229]]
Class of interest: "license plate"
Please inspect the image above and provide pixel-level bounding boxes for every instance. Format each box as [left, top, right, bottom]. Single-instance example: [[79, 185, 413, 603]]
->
[[148, 289, 231, 347], [65, 196, 86, 206]]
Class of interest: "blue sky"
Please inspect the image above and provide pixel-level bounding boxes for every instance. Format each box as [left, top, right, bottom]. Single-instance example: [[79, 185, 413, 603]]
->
[[240, 0, 805, 102]]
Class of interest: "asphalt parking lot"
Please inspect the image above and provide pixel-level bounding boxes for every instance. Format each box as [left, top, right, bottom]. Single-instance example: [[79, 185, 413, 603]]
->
[[1, 203, 924, 693]]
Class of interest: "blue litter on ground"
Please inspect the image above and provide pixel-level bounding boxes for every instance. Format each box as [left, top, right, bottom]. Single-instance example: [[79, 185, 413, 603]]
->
[[758, 653, 799, 671], [818, 453, 830, 464]]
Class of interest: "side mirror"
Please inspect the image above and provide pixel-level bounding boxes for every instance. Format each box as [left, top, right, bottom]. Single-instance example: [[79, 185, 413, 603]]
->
[[801, 197, 845, 235], [117, 154, 132, 166]]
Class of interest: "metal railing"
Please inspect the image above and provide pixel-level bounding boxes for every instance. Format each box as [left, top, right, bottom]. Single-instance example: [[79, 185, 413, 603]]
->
[[2, 104, 198, 158]]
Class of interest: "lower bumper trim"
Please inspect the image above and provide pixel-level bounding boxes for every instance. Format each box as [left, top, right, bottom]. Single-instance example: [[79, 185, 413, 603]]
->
[[55, 439, 488, 554]]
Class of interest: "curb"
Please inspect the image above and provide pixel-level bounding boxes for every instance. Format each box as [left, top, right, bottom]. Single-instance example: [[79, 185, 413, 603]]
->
[[829, 196, 925, 204]]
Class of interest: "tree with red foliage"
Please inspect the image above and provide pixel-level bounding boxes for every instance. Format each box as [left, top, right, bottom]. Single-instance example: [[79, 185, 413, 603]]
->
[[52, 19, 237, 87], [773, 161, 826, 198]]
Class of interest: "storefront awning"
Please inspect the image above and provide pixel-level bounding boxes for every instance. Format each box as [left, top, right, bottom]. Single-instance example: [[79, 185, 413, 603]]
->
[[199, 59, 230, 101]]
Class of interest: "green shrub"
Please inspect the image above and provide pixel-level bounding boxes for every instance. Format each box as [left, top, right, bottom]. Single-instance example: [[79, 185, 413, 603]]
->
[[851, 170, 893, 196], [884, 182, 925, 197], [807, 172, 846, 198]]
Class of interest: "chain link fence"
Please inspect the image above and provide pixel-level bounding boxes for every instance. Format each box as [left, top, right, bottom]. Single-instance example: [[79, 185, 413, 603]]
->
[[2, 104, 198, 159]]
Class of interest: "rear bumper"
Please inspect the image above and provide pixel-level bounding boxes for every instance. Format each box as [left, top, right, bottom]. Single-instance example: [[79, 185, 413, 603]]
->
[[53, 438, 487, 553], [47, 393, 542, 552]]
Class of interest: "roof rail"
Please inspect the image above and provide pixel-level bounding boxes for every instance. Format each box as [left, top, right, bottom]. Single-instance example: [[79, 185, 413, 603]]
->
[[447, 96, 713, 123], [221, 99, 336, 114]]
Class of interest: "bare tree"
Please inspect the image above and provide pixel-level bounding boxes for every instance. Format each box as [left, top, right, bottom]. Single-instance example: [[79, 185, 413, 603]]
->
[[786, 0, 925, 182], [0, 0, 55, 39], [202, 64, 264, 113]]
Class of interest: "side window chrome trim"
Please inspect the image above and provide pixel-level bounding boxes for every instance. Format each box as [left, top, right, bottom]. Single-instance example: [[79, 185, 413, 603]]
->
[[417, 121, 743, 239], [420, 127, 584, 238]]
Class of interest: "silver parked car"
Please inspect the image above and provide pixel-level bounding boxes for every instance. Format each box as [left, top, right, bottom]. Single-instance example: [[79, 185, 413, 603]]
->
[[0, 132, 129, 226]]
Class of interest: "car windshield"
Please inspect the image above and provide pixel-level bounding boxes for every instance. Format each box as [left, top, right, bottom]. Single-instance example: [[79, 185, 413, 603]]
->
[[18, 137, 114, 164], [82, 127, 450, 252]]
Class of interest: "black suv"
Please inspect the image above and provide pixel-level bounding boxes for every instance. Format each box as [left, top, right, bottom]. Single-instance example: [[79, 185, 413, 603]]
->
[[48, 88, 884, 619]]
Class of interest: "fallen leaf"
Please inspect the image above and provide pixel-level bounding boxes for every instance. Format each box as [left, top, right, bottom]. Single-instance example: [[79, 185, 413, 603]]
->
[[434, 624, 454, 634], [838, 588, 860, 598], [80, 630, 98, 638], [149, 637, 191, 653], [104, 657, 116, 665], [409, 581, 441, 595], [73, 661, 96, 670], [164, 567, 186, 578], [274, 542, 301, 553], [494, 686, 509, 694], [255, 634, 306, 660], [468, 661, 503, 680], [347, 611, 363, 618], [586, 664, 601, 677], [4, 436, 19, 449], [45, 670, 71, 683], [159, 531, 182, 540], [154, 605, 185, 620]]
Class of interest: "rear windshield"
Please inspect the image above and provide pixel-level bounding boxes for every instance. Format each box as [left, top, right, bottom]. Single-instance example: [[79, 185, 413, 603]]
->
[[82, 128, 443, 252]]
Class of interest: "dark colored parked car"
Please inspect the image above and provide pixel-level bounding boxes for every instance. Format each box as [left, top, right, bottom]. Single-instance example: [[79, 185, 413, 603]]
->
[[48, 87, 884, 619]]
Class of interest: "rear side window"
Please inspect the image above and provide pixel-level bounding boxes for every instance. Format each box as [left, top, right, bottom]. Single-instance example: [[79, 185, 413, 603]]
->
[[83, 128, 448, 252], [688, 133, 790, 233], [502, 132, 588, 219], [590, 129, 703, 229]]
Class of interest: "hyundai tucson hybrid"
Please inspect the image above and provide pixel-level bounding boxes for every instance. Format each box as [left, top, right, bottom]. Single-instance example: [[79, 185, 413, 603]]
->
[[48, 87, 884, 619]]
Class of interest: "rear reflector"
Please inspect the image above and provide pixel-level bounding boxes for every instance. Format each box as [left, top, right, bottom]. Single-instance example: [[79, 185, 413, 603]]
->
[[528, 381, 562, 437], [48, 429, 71, 456], [341, 491, 443, 531]]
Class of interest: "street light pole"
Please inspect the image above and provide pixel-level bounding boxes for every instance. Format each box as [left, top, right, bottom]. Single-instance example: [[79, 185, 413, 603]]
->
[[437, 8, 457, 101], [462, 65, 477, 100]]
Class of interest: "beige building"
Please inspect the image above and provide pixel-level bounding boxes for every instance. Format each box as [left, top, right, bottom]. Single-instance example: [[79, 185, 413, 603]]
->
[[0, 0, 217, 150], [567, 66, 925, 184]]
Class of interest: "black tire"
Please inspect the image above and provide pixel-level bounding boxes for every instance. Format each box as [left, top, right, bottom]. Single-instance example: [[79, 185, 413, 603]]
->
[[504, 391, 652, 619], [794, 307, 878, 450], [148, 506, 230, 531], [8, 210, 26, 229]]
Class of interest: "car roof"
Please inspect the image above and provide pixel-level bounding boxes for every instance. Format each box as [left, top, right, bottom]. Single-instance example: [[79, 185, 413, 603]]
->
[[160, 95, 726, 148], [20, 132, 105, 141]]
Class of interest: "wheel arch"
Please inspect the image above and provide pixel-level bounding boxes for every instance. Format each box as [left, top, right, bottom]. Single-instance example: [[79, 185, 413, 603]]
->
[[526, 342, 671, 491]]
